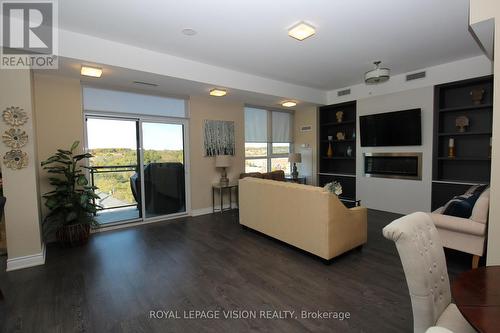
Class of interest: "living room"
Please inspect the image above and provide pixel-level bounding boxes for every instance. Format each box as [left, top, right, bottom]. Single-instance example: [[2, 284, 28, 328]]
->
[[0, 1, 499, 332]]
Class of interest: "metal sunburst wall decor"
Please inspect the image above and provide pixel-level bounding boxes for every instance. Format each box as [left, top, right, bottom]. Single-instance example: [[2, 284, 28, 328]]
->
[[3, 150, 28, 170], [2, 106, 30, 170], [2, 128, 28, 149], [2, 106, 28, 127]]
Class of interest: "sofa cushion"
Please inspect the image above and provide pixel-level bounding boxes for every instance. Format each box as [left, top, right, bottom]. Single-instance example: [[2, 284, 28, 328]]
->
[[429, 213, 486, 236], [442, 184, 488, 219], [471, 188, 490, 224], [240, 170, 285, 181], [442, 194, 480, 218]]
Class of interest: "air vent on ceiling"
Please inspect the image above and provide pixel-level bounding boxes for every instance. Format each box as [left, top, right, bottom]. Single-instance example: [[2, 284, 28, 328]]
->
[[337, 88, 351, 97], [406, 71, 426, 81], [133, 81, 159, 87]]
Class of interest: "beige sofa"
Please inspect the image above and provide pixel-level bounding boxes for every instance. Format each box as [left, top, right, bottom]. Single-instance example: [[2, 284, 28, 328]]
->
[[428, 188, 490, 268], [238, 177, 367, 260]]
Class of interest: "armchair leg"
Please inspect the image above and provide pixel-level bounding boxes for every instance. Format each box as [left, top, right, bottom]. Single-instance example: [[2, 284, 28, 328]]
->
[[472, 255, 480, 269]]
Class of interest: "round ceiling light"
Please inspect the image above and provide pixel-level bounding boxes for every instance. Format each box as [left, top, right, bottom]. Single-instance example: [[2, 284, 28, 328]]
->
[[282, 101, 297, 107], [182, 28, 197, 36], [364, 61, 390, 84]]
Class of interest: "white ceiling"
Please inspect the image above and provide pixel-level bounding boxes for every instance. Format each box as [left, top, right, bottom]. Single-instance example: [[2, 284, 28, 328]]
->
[[59, 0, 482, 90]]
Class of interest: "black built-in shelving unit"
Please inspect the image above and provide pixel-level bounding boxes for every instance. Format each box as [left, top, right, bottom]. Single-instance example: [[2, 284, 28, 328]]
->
[[318, 101, 357, 207], [431, 75, 493, 210]]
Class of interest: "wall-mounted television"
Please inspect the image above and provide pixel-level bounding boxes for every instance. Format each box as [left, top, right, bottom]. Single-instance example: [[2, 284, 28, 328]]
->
[[360, 109, 422, 147]]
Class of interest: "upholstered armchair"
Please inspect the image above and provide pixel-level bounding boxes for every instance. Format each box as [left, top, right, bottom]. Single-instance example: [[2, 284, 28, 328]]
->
[[429, 188, 490, 268], [383, 212, 475, 333]]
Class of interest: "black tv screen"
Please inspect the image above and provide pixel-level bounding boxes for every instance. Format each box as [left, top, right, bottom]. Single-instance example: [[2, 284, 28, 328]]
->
[[360, 109, 421, 147]]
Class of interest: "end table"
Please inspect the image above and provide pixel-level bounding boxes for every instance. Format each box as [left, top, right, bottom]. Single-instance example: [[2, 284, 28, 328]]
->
[[212, 181, 239, 213]]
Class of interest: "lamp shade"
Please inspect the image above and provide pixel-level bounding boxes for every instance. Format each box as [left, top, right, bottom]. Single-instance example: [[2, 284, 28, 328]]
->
[[288, 153, 302, 163], [215, 155, 231, 167]]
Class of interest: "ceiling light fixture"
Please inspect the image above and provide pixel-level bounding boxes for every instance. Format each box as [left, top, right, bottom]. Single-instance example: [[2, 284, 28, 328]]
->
[[182, 28, 197, 36], [209, 88, 227, 97], [282, 101, 297, 107], [364, 61, 390, 84], [81, 66, 102, 78], [288, 21, 316, 41]]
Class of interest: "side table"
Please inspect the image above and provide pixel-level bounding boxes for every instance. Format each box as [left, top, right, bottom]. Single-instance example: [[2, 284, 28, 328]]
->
[[284, 176, 306, 184], [212, 181, 239, 213]]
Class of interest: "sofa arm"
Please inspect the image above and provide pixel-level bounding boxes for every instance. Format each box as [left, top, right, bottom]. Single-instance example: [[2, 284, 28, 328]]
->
[[328, 205, 368, 258]]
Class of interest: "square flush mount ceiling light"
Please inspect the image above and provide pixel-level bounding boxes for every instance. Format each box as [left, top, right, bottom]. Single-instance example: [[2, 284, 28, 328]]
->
[[81, 66, 102, 78], [209, 88, 227, 97], [288, 21, 316, 41]]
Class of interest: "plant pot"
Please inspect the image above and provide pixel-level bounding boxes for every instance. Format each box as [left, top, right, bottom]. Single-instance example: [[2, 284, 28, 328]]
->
[[56, 223, 90, 247]]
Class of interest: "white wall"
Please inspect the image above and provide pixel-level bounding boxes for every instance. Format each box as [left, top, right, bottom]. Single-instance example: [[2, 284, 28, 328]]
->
[[327, 55, 492, 104], [356, 87, 434, 214], [470, 0, 500, 266], [0, 70, 45, 270]]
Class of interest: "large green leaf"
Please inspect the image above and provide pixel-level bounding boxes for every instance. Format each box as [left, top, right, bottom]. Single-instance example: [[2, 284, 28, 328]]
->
[[70, 141, 80, 152], [73, 153, 93, 161], [76, 175, 88, 186], [45, 197, 60, 209]]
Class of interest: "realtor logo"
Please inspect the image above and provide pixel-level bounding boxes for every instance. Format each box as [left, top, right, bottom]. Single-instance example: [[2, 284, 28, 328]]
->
[[1, 0, 58, 69]]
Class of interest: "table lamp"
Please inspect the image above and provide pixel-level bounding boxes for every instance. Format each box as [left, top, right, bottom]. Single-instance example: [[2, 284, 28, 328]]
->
[[215, 155, 231, 185], [288, 153, 302, 179]]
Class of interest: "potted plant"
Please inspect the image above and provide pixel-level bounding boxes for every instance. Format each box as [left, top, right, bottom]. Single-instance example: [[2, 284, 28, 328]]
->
[[41, 141, 100, 246]]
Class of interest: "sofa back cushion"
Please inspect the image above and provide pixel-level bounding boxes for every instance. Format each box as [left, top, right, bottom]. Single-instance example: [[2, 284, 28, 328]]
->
[[471, 188, 490, 224], [239, 170, 285, 181]]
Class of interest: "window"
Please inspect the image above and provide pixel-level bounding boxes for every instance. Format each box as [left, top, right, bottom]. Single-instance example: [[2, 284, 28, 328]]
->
[[244, 107, 293, 174]]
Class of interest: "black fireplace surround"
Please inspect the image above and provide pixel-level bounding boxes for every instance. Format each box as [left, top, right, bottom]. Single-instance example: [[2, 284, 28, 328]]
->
[[364, 153, 422, 180]]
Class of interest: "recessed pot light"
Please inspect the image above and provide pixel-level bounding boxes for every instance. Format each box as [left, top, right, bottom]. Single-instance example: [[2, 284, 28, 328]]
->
[[209, 88, 227, 97], [282, 101, 297, 107], [288, 21, 315, 41], [81, 66, 102, 78], [182, 28, 197, 36]]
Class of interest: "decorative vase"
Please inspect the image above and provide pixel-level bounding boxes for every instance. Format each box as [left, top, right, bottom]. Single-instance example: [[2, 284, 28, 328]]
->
[[56, 223, 90, 247], [470, 88, 485, 105], [327, 136, 334, 158], [448, 138, 455, 158], [336, 111, 344, 123], [346, 146, 353, 157]]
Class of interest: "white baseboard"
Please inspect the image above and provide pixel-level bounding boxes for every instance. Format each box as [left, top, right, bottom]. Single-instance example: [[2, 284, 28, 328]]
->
[[6, 243, 46, 271], [190, 203, 238, 217]]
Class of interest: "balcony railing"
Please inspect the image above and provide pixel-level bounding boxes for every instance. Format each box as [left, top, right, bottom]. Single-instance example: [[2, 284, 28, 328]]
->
[[85, 165, 138, 212]]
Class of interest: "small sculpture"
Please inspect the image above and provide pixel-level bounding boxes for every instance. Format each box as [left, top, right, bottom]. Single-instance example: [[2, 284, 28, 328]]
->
[[336, 132, 345, 141], [336, 111, 344, 123], [455, 116, 469, 133], [470, 88, 485, 105]]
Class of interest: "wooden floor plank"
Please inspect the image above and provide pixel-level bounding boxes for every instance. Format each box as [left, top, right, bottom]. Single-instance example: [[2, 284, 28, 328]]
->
[[0, 209, 470, 333]]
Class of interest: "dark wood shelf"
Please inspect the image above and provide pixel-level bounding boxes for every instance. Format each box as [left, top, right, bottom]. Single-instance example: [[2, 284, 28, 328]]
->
[[320, 120, 355, 127], [437, 157, 491, 161], [438, 132, 492, 137], [322, 156, 355, 160], [320, 139, 355, 143], [318, 172, 356, 177], [439, 104, 493, 113]]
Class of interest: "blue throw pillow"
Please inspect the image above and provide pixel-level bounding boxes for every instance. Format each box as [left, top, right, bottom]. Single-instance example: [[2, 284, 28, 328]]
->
[[442, 193, 481, 218]]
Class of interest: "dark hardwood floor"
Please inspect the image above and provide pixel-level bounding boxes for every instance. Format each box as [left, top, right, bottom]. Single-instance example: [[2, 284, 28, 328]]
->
[[0, 209, 471, 333]]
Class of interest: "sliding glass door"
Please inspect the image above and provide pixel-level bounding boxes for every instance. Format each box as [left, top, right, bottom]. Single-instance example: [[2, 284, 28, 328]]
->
[[141, 122, 186, 219], [85, 115, 188, 225]]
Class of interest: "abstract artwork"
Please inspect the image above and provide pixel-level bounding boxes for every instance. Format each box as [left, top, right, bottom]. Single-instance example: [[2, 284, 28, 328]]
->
[[204, 120, 235, 156]]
